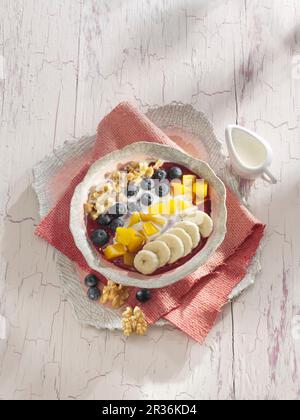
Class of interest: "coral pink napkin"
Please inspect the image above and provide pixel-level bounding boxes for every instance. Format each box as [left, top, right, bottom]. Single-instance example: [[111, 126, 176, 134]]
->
[[35, 102, 265, 343]]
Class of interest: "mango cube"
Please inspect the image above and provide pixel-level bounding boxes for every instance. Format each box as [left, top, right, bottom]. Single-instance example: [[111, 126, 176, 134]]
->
[[115, 227, 137, 247], [148, 202, 163, 215], [183, 175, 196, 192], [104, 243, 126, 260], [193, 180, 208, 205], [152, 216, 166, 226], [182, 175, 196, 201], [142, 222, 160, 237], [123, 252, 136, 267], [183, 174, 197, 184], [158, 200, 173, 215], [127, 234, 145, 253], [171, 181, 184, 197], [148, 199, 191, 216], [140, 213, 166, 226], [128, 212, 141, 227], [170, 199, 192, 214]]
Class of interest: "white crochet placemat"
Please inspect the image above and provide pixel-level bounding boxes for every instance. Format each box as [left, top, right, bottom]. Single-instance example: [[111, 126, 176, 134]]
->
[[33, 103, 261, 331]]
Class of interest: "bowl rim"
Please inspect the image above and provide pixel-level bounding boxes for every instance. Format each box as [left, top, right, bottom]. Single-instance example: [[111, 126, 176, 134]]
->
[[70, 141, 227, 289]]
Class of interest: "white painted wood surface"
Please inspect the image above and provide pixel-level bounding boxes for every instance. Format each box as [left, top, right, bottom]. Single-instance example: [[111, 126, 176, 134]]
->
[[0, 0, 300, 400]]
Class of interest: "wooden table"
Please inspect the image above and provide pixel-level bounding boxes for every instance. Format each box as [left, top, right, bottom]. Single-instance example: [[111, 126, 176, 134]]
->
[[0, 0, 299, 400]]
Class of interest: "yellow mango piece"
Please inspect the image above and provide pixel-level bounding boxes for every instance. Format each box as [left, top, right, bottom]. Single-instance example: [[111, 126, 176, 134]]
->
[[151, 216, 166, 226], [115, 227, 137, 246], [123, 252, 136, 267], [193, 180, 208, 205], [183, 174, 197, 184], [128, 212, 141, 227], [140, 213, 165, 226], [183, 191, 194, 203], [170, 199, 191, 215], [148, 199, 192, 216], [127, 234, 145, 253], [171, 181, 184, 197], [148, 203, 160, 215], [183, 175, 197, 202], [142, 222, 160, 237], [182, 175, 195, 201], [104, 243, 126, 260], [160, 201, 172, 215], [140, 213, 154, 222]]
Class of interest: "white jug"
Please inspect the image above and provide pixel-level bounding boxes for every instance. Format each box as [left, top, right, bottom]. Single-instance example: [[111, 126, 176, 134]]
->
[[225, 125, 277, 184]]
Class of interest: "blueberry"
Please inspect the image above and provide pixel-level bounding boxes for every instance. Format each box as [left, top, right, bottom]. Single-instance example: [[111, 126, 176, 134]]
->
[[141, 178, 155, 191], [127, 201, 142, 214], [90, 229, 109, 247], [136, 289, 152, 303], [85, 274, 99, 288], [168, 166, 183, 180], [97, 213, 112, 226], [109, 218, 124, 231], [141, 193, 154, 206], [126, 182, 139, 197], [155, 182, 170, 197], [108, 203, 127, 219], [87, 286, 101, 301], [153, 169, 167, 181]]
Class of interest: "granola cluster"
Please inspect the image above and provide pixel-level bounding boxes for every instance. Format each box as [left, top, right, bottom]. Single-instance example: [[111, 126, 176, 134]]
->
[[109, 159, 163, 185], [84, 159, 163, 221], [84, 183, 115, 220]]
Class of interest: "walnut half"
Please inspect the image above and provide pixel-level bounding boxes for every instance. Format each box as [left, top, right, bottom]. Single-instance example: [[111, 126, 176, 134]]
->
[[122, 306, 148, 337], [100, 281, 130, 309]]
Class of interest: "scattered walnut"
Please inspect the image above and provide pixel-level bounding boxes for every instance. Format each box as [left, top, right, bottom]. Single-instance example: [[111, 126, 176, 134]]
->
[[122, 307, 135, 337], [122, 306, 148, 337], [112, 286, 130, 309], [100, 281, 130, 309]]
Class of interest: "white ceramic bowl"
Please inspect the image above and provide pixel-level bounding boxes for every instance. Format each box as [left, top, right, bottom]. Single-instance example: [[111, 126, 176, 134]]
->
[[70, 142, 227, 289]]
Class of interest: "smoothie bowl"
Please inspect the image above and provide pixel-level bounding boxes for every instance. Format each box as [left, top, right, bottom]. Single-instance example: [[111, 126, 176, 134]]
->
[[70, 142, 227, 288]]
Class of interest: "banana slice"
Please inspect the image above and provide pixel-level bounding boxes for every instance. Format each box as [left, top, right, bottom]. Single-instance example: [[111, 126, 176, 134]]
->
[[182, 210, 205, 227], [174, 221, 200, 249], [158, 233, 185, 264], [199, 213, 214, 238], [168, 228, 193, 257], [144, 240, 171, 267], [134, 250, 159, 275]]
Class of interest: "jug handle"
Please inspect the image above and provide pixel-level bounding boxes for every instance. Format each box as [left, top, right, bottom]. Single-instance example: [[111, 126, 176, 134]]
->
[[262, 168, 277, 184]]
